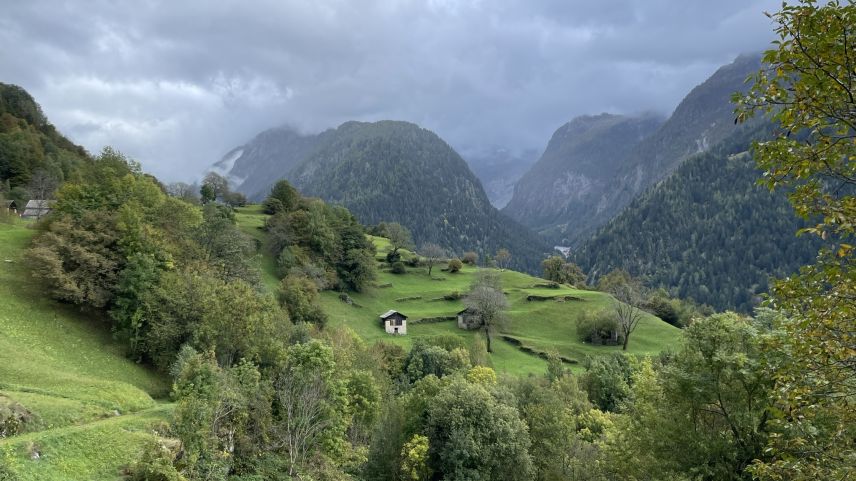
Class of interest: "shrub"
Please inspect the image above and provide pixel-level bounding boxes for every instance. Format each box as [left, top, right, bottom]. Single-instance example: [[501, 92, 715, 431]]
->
[[391, 261, 407, 274], [462, 251, 478, 265], [447, 258, 463, 273], [406, 255, 421, 267], [443, 291, 462, 301], [222, 191, 247, 207], [386, 250, 401, 264], [644, 295, 680, 326], [280, 273, 329, 328], [129, 441, 182, 481], [0, 396, 33, 437], [0, 463, 19, 481], [576, 310, 622, 345], [262, 197, 283, 214], [581, 354, 633, 412]]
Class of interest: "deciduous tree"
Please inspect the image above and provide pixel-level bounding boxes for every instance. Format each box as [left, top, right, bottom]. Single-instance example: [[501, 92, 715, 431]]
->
[[464, 272, 509, 353], [419, 243, 446, 276], [495, 248, 511, 270], [734, 2, 856, 478], [383, 222, 413, 260]]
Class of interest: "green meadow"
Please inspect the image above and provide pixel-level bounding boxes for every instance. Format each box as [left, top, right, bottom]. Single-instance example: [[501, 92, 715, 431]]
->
[[235, 207, 681, 376], [0, 221, 171, 481]]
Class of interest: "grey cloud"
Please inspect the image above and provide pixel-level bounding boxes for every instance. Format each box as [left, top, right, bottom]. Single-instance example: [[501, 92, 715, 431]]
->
[[0, 0, 778, 181]]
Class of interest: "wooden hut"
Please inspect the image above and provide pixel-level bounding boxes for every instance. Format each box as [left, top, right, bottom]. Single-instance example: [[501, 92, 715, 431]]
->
[[21, 200, 54, 220], [379, 310, 407, 335], [1, 200, 17, 214]]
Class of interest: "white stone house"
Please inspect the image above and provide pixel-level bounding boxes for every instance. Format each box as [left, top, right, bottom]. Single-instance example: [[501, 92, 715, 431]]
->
[[379, 310, 407, 335]]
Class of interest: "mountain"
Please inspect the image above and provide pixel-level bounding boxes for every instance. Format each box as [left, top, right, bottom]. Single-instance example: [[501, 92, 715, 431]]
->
[[209, 126, 323, 199], [214, 120, 551, 272], [504, 54, 763, 245], [502, 113, 663, 238], [461, 146, 540, 208], [0, 83, 89, 196], [573, 124, 821, 312]]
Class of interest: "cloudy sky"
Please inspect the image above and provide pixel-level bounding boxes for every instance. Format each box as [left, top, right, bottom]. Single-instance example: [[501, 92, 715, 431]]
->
[[1, 0, 778, 181]]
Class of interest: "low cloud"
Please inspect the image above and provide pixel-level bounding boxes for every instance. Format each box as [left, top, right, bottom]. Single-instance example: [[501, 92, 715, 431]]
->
[[0, 0, 778, 181]]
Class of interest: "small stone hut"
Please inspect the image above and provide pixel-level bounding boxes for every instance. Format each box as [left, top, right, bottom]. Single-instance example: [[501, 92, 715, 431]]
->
[[380, 310, 407, 335], [456, 307, 481, 330]]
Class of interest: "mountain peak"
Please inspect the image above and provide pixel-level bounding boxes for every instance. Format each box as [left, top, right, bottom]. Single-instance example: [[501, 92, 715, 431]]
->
[[208, 119, 551, 272], [503, 53, 763, 245]]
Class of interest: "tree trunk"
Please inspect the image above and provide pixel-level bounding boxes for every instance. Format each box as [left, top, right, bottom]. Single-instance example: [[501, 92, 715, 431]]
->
[[428, 264, 432, 276], [485, 328, 493, 353], [622, 333, 629, 351]]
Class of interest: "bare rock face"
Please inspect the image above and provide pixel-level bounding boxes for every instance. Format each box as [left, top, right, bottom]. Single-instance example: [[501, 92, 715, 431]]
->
[[503, 113, 663, 242], [503, 54, 763, 246]]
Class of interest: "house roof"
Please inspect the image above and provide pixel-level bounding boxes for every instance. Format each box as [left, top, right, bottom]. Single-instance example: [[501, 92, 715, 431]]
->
[[380, 310, 407, 320], [1, 199, 15, 208], [24, 200, 54, 209], [21, 200, 55, 219]]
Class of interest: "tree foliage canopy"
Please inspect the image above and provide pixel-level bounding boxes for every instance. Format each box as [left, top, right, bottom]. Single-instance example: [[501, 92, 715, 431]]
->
[[734, 1, 856, 478]]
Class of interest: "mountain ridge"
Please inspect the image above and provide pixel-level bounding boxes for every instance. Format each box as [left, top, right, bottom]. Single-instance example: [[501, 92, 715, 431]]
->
[[573, 122, 821, 312], [504, 54, 763, 245], [502, 112, 664, 234], [213, 120, 551, 272]]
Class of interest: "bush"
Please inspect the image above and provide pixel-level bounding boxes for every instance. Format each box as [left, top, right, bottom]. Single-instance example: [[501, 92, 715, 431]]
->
[[447, 258, 463, 273], [222, 191, 247, 207], [406, 255, 421, 267], [645, 295, 680, 326], [386, 250, 401, 264], [0, 396, 33, 437], [462, 251, 478, 265], [391, 261, 407, 274], [581, 354, 633, 412], [129, 441, 183, 481], [279, 273, 329, 328], [0, 464, 19, 481], [443, 291, 462, 301], [576, 310, 622, 345], [262, 197, 283, 215]]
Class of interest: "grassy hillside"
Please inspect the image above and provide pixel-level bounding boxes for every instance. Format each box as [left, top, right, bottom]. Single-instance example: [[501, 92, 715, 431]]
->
[[0, 221, 171, 481], [236, 206, 681, 376]]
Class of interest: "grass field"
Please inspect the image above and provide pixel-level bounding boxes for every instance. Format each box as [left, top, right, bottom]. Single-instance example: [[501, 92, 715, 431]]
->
[[235, 206, 682, 376], [0, 220, 171, 480]]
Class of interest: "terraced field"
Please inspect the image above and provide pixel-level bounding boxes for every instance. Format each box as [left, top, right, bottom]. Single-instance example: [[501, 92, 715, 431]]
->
[[236, 206, 681, 376]]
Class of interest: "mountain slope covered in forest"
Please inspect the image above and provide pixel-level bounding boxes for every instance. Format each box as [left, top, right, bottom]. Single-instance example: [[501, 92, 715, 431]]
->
[[573, 125, 821, 312], [217, 121, 551, 272], [0, 83, 89, 202]]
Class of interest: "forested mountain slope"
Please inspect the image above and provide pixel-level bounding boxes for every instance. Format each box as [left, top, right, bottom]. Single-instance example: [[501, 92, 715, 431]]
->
[[217, 120, 551, 272], [290, 121, 550, 272], [0, 83, 89, 200], [502, 113, 663, 237], [574, 125, 821, 312]]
